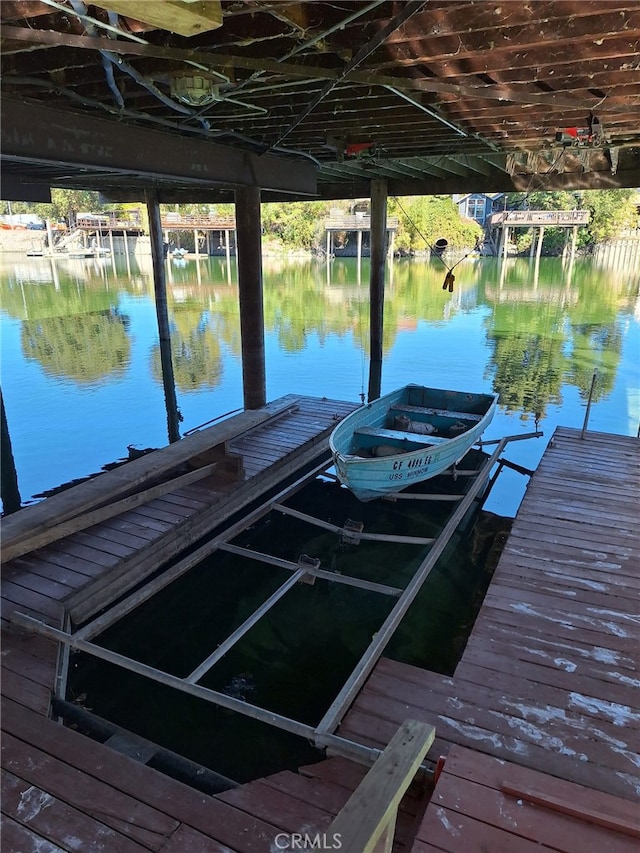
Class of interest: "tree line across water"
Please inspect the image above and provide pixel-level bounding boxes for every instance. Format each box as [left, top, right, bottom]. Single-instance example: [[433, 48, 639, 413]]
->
[[3, 188, 638, 255]]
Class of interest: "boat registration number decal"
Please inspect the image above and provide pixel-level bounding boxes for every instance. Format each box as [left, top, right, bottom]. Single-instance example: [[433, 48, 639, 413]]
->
[[390, 455, 435, 479]]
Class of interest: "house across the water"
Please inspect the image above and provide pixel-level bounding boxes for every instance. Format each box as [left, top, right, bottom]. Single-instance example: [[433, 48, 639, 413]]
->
[[454, 192, 505, 227]]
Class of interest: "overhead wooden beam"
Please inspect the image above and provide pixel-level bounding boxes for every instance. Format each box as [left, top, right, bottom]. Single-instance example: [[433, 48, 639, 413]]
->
[[93, 1, 222, 37], [0, 174, 51, 202], [0, 97, 317, 196], [0, 25, 605, 109]]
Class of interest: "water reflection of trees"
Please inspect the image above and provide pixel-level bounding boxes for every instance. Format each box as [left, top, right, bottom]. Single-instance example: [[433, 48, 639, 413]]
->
[[483, 304, 565, 419], [21, 310, 130, 383], [151, 303, 225, 392], [2, 262, 132, 384], [481, 259, 634, 418], [3, 254, 634, 417]]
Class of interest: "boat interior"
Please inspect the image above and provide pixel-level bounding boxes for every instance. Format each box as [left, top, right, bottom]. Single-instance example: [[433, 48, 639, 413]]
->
[[350, 389, 493, 458]]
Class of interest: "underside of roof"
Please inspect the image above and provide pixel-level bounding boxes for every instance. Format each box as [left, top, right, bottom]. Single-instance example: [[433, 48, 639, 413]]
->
[[1, 0, 639, 201]]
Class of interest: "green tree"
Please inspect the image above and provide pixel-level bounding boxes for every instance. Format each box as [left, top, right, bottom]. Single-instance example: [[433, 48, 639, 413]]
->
[[261, 201, 333, 250], [389, 196, 482, 253], [32, 188, 102, 225], [582, 189, 637, 242]]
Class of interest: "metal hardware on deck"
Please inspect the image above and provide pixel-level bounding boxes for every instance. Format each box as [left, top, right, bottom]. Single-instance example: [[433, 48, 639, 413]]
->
[[581, 369, 598, 439], [342, 519, 364, 545], [298, 553, 321, 570]]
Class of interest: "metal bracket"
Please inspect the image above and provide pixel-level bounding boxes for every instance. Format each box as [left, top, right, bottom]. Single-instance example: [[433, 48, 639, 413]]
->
[[342, 519, 364, 545], [297, 553, 320, 583]]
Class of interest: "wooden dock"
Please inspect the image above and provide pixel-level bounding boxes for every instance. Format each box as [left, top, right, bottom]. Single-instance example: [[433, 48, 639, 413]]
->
[[2, 422, 638, 851], [339, 427, 640, 806], [1, 394, 357, 627]]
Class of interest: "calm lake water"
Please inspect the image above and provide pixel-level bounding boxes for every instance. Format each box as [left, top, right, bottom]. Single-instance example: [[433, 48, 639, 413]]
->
[[3, 249, 639, 783], [1, 251, 639, 516]]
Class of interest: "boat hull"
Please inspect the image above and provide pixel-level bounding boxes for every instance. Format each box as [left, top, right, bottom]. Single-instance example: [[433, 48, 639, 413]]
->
[[329, 385, 497, 501]]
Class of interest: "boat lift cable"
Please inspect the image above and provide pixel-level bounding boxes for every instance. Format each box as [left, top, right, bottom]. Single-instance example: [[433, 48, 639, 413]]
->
[[392, 197, 481, 293]]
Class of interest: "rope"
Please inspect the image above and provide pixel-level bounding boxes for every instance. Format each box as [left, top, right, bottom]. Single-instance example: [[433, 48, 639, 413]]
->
[[393, 196, 481, 292]]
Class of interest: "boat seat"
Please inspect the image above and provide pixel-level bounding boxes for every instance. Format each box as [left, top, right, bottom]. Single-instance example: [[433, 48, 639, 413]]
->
[[354, 427, 451, 446], [390, 403, 483, 423]]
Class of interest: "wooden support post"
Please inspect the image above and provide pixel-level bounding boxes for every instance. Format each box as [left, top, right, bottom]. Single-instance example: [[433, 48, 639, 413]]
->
[[225, 227, 231, 266], [108, 227, 115, 258], [326, 720, 436, 853], [0, 388, 21, 514], [235, 185, 266, 410], [123, 229, 131, 275], [570, 225, 578, 262], [502, 224, 509, 259], [536, 225, 545, 262], [368, 178, 387, 403], [326, 228, 331, 258], [529, 228, 537, 258], [357, 228, 363, 268], [145, 188, 181, 443], [193, 228, 199, 259]]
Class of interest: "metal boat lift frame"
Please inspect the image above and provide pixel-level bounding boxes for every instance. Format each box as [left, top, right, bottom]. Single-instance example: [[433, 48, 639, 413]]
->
[[15, 431, 541, 769]]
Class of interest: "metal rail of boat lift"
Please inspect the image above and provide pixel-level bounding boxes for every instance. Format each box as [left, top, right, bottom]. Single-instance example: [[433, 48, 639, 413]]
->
[[14, 431, 541, 769]]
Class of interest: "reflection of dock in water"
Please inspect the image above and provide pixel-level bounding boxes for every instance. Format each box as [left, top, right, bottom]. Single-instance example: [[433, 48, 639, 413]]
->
[[485, 283, 579, 304]]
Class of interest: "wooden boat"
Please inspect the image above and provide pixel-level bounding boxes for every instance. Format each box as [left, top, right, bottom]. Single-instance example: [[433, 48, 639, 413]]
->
[[329, 384, 498, 501]]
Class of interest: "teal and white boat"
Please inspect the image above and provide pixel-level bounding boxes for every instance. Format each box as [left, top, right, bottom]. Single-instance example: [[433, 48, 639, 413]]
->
[[329, 384, 498, 501]]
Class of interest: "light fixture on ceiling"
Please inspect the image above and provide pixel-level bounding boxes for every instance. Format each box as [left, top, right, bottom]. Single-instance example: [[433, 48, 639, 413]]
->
[[169, 74, 221, 107]]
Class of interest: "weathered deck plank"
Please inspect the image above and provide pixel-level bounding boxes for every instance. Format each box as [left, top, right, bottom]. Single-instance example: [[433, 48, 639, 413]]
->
[[3, 419, 637, 851], [412, 745, 639, 852], [1, 395, 361, 853], [1, 395, 356, 626], [340, 427, 640, 807]]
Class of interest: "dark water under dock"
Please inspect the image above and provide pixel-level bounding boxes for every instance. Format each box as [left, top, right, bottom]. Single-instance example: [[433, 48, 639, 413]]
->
[[68, 457, 508, 783]]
